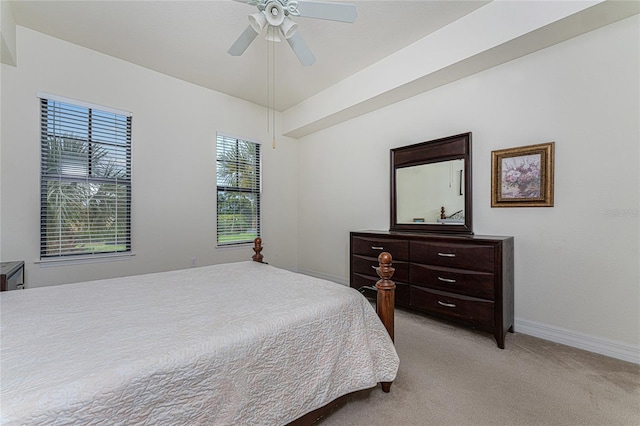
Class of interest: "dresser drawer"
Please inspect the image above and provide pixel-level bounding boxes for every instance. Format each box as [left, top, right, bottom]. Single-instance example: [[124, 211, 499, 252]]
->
[[410, 241, 495, 272], [410, 286, 494, 331], [352, 254, 409, 282], [352, 236, 409, 260], [410, 264, 494, 300], [351, 273, 410, 307]]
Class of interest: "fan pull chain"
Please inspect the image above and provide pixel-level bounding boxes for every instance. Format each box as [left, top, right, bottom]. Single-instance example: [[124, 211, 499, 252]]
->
[[272, 30, 276, 150], [265, 26, 276, 149], [266, 35, 270, 134]]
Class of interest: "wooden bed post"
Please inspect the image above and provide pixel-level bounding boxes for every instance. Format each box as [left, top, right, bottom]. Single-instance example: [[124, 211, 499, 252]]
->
[[252, 237, 264, 263], [376, 251, 395, 393], [375, 252, 395, 341]]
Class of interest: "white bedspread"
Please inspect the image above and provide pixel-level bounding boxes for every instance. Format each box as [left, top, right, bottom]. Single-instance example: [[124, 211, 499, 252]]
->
[[0, 261, 398, 425]]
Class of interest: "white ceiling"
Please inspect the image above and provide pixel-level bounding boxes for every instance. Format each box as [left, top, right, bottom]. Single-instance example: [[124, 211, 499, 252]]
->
[[8, 0, 490, 111]]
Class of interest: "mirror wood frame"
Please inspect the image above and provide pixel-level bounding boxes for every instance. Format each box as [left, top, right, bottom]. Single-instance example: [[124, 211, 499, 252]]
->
[[390, 132, 473, 234]]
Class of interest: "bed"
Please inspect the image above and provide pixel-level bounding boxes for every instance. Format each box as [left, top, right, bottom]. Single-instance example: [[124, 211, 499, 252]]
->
[[0, 239, 398, 425]]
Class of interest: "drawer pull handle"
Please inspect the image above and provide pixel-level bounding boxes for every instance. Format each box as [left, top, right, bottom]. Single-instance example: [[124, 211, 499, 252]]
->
[[371, 246, 384, 250], [438, 277, 456, 283], [437, 252, 456, 257], [438, 301, 456, 308]]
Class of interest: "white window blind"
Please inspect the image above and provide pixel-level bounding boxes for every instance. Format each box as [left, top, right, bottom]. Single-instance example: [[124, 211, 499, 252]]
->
[[216, 134, 261, 246], [40, 97, 132, 258]]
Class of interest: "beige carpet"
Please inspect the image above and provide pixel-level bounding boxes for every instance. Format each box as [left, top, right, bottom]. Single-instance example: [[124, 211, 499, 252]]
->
[[319, 308, 640, 426]]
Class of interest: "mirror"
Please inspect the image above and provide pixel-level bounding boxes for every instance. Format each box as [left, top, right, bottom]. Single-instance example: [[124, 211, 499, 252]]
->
[[390, 132, 472, 234]]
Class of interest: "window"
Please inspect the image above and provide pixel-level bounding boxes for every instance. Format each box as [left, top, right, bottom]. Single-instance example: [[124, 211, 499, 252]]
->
[[40, 96, 132, 259], [216, 134, 261, 246]]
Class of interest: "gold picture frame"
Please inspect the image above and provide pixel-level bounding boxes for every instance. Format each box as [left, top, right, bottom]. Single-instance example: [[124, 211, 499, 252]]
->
[[491, 142, 554, 207]]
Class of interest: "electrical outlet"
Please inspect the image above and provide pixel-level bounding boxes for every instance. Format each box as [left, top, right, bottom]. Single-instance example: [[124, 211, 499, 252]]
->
[[190, 257, 197, 267]]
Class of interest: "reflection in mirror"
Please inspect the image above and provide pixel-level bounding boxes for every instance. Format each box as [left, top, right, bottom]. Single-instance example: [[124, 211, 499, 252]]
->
[[396, 159, 464, 224]]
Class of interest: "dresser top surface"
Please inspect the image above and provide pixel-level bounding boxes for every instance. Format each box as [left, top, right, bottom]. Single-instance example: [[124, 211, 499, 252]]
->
[[352, 230, 513, 242]]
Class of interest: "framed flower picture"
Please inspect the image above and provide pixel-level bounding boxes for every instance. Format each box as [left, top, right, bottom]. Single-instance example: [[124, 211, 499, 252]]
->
[[491, 142, 554, 207]]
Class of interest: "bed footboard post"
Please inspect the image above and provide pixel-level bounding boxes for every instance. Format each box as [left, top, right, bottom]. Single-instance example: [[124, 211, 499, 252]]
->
[[252, 237, 264, 263], [376, 252, 395, 394], [375, 252, 395, 342]]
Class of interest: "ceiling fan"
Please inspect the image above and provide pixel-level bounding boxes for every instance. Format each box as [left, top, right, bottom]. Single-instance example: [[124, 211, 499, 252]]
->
[[228, 0, 357, 66]]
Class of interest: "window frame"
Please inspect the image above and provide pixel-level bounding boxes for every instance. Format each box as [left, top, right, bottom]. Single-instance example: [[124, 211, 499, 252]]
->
[[39, 93, 132, 260], [216, 133, 262, 247]]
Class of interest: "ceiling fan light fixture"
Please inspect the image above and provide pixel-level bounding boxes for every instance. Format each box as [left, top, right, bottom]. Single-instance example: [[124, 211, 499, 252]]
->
[[280, 16, 298, 39], [265, 26, 282, 42], [248, 12, 267, 33]]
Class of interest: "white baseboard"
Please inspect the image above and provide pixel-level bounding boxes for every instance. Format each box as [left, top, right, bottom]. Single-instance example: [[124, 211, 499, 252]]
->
[[295, 268, 640, 365], [515, 318, 640, 364]]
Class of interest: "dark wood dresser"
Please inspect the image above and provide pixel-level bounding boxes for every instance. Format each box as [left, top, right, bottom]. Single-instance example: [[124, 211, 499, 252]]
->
[[350, 231, 514, 348]]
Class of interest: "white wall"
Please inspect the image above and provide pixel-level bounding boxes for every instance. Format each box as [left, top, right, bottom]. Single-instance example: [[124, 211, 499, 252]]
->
[[297, 17, 639, 356], [0, 27, 299, 287]]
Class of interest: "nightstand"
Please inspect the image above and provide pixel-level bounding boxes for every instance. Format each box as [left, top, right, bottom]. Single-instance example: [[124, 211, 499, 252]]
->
[[1, 261, 25, 291]]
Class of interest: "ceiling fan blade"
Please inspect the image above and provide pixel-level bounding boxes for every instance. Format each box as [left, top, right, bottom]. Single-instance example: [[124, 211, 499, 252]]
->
[[286, 31, 316, 66], [295, 1, 357, 23], [228, 25, 260, 56]]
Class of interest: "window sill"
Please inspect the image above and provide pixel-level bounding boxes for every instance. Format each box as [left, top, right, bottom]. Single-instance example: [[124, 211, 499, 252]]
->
[[35, 252, 136, 267], [215, 243, 253, 250]]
